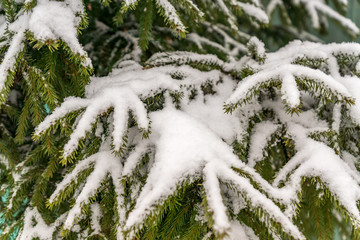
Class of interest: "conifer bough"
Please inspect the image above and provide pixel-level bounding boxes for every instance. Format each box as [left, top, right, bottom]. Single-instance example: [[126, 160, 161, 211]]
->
[[0, 0, 360, 239]]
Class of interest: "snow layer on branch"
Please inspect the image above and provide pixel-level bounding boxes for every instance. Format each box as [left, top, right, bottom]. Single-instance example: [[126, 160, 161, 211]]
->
[[49, 150, 124, 230], [0, 30, 24, 97], [188, 33, 231, 54], [28, 0, 88, 57], [262, 100, 360, 221], [147, 51, 226, 67], [0, 0, 90, 96], [281, 72, 300, 107], [90, 203, 102, 236], [248, 37, 266, 58], [120, 0, 266, 34], [123, 108, 238, 229], [229, 0, 268, 24], [18, 207, 66, 240], [35, 97, 89, 135], [63, 152, 121, 229], [62, 87, 148, 157], [217, 163, 303, 239], [183, 0, 204, 18], [86, 61, 176, 97], [229, 221, 259, 240], [36, 39, 360, 238], [338, 76, 360, 125], [122, 140, 151, 177], [123, 0, 139, 5], [227, 64, 350, 108], [64, 63, 296, 212], [227, 40, 360, 114], [181, 76, 243, 143], [156, 0, 186, 32], [280, 124, 360, 221], [271, 41, 360, 122], [8, 0, 89, 65], [247, 121, 279, 167], [223, 38, 360, 222], [0, 154, 10, 170], [211, 0, 268, 31], [49, 154, 98, 203], [39, 58, 247, 158], [124, 107, 304, 239]]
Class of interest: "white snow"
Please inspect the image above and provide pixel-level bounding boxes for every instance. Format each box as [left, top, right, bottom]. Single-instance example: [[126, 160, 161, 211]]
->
[[261, 100, 360, 221], [28, 0, 88, 58], [248, 37, 266, 59], [90, 203, 102, 236], [247, 121, 279, 167], [0, 30, 25, 97], [226, 40, 360, 112], [50, 149, 124, 231], [123, 0, 139, 6], [28, 10, 360, 238], [281, 72, 300, 108], [0, 0, 91, 98], [338, 76, 360, 125], [18, 208, 66, 240], [124, 107, 304, 239], [228, 221, 259, 240], [229, 0, 269, 24], [156, 0, 186, 32]]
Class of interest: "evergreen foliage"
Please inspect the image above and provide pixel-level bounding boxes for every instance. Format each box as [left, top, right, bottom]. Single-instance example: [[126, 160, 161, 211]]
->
[[0, 0, 360, 239]]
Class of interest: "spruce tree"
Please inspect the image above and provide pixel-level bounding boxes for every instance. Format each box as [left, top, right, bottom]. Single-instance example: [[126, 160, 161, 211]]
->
[[0, 0, 360, 239]]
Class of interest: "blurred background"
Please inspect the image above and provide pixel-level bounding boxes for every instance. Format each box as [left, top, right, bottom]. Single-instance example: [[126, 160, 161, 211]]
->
[[264, 0, 360, 51], [325, 0, 360, 42]]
